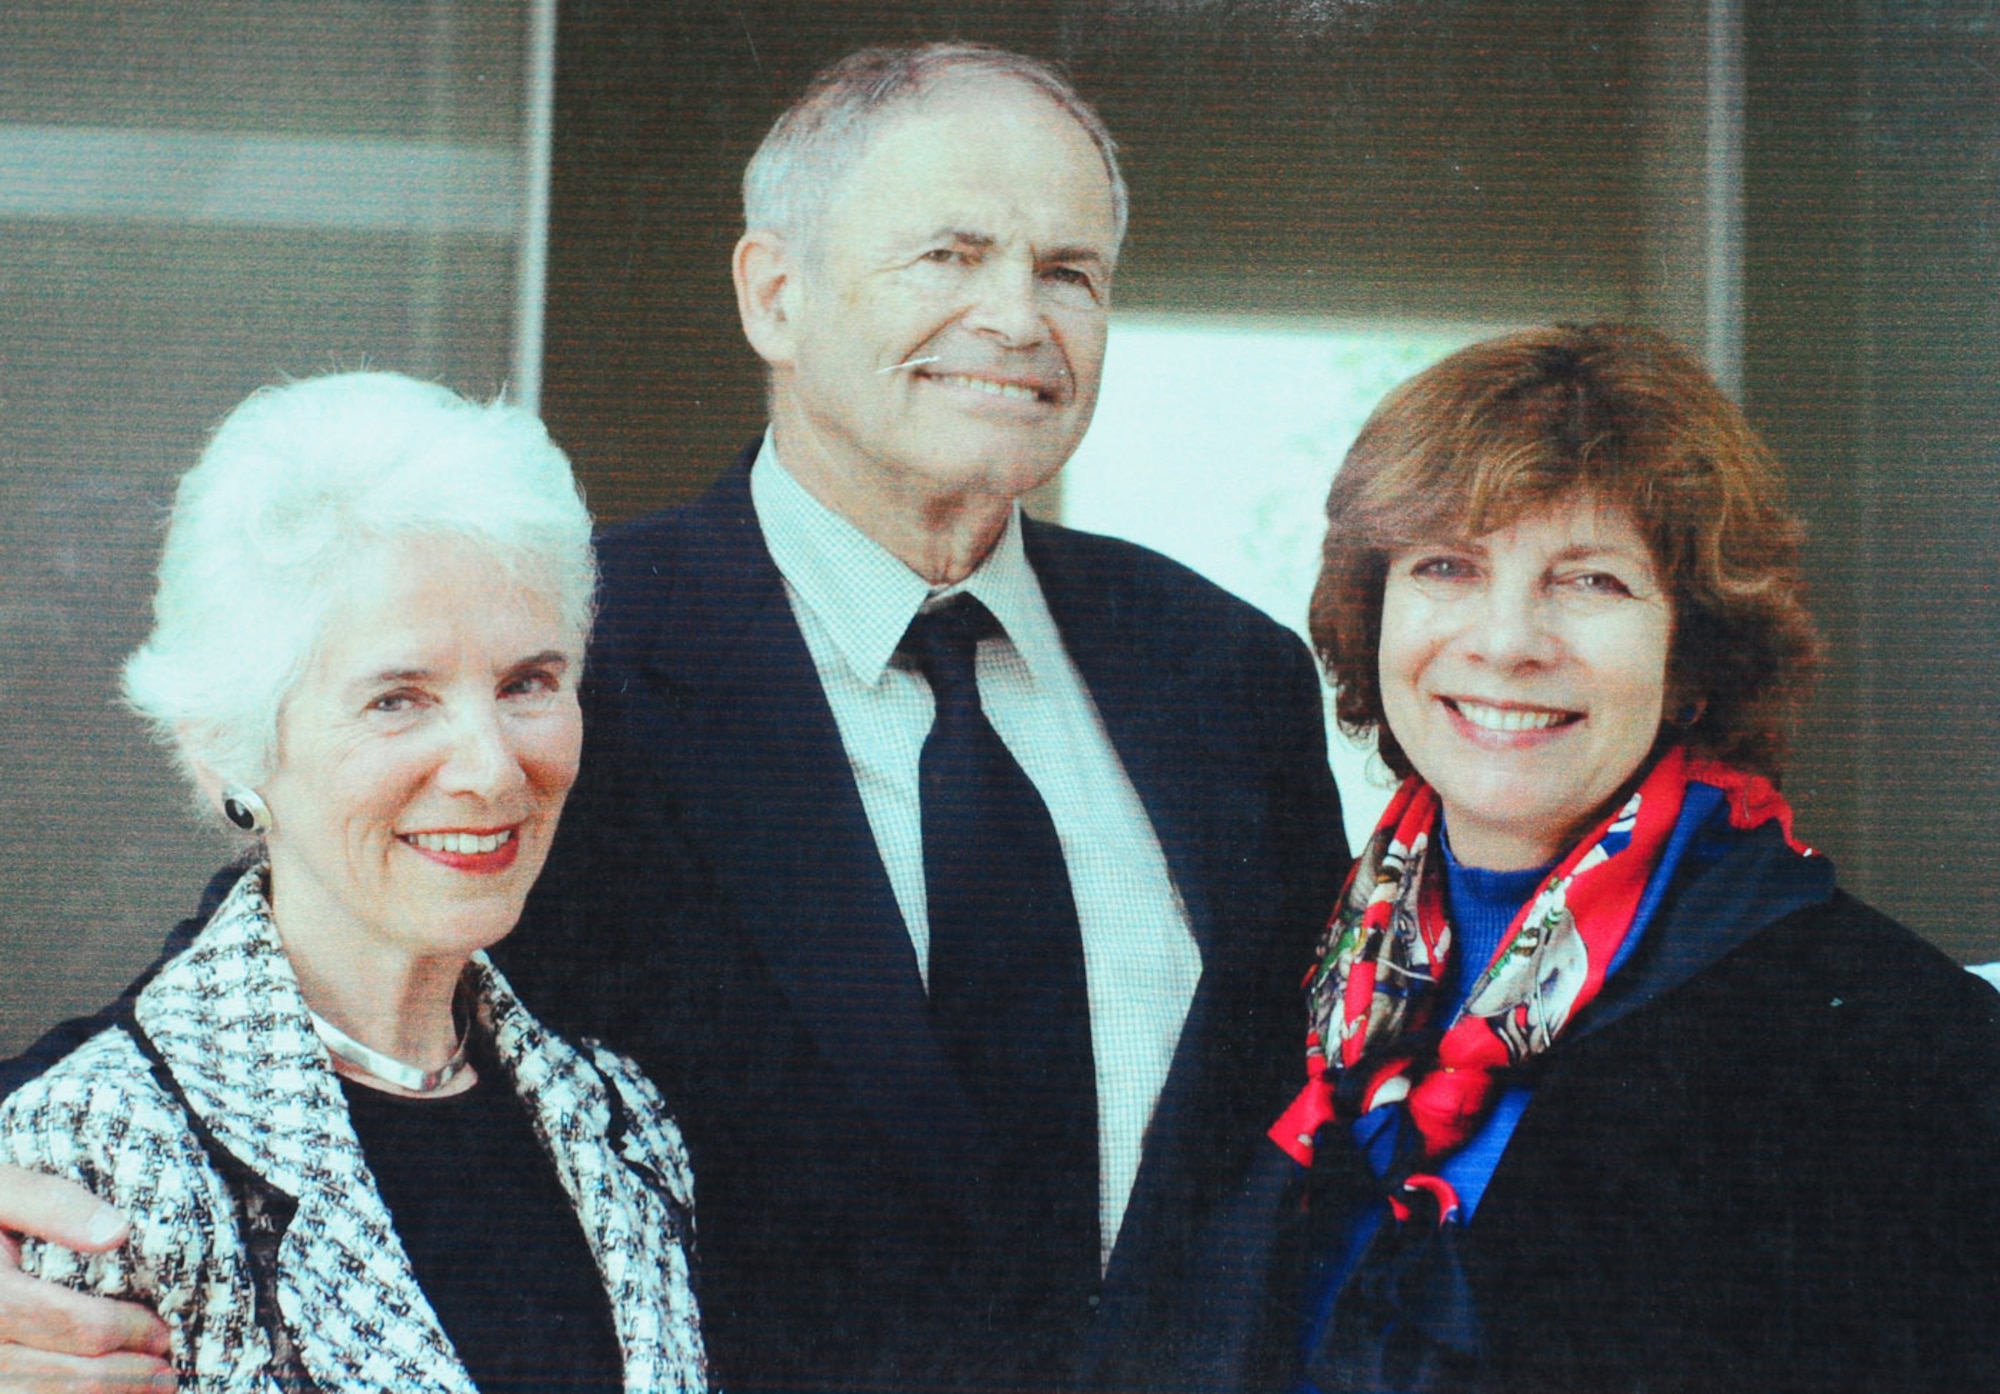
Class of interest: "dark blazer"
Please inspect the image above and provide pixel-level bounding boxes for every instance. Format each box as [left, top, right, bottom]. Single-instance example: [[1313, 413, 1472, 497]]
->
[[1262, 820, 2000, 1393], [496, 453, 1346, 1394], [1459, 892, 2000, 1392]]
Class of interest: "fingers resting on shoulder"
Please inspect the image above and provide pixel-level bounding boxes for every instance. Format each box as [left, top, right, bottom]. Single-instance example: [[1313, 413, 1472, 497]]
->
[[0, 1166, 173, 1391], [0, 1344, 175, 1394], [0, 1171, 127, 1257]]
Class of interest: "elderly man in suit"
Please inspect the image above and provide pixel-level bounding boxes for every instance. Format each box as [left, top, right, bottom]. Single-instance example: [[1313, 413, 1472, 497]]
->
[[0, 43, 1342, 1394]]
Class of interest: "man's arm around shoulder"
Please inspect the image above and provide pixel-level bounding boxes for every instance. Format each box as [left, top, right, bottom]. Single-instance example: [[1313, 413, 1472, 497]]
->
[[0, 865, 238, 1392]]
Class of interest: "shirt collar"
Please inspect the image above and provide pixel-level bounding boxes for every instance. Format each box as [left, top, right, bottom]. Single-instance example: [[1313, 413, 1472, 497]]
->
[[949, 502, 1057, 683], [749, 432, 1056, 685]]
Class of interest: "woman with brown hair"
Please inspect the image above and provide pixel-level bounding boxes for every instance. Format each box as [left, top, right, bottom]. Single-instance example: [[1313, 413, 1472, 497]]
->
[[1263, 323, 2000, 1391]]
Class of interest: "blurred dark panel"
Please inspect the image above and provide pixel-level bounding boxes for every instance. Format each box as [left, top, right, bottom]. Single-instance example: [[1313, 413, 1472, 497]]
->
[[1065, 0, 1641, 320], [1743, 4, 1869, 859], [1853, 0, 2000, 957], [1747, 0, 2000, 957]]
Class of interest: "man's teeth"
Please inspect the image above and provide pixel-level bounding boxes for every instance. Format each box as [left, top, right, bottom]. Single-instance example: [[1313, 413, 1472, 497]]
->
[[930, 373, 1041, 402], [1454, 701, 1571, 732], [408, 830, 514, 855]]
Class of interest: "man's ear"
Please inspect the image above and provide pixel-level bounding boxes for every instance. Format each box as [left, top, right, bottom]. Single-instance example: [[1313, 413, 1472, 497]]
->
[[734, 228, 802, 368]]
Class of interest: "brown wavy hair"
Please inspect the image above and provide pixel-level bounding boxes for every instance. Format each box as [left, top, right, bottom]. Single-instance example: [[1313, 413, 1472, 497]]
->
[[1310, 322, 1820, 781]]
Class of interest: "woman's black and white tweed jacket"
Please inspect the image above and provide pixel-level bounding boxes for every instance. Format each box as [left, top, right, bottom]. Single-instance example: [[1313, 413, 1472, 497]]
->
[[0, 869, 709, 1393]]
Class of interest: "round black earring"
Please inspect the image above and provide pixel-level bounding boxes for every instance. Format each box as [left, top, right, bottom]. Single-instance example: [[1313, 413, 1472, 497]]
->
[[221, 786, 272, 834]]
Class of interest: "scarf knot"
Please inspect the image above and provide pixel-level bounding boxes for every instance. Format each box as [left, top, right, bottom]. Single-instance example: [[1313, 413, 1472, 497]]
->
[[1270, 746, 1806, 1170]]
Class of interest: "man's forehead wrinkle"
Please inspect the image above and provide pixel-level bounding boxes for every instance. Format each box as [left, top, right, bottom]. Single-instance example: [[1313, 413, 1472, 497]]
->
[[817, 97, 1114, 244]]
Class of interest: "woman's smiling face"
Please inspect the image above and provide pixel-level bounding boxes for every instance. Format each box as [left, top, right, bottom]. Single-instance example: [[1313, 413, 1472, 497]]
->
[[1377, 495, 1673, 870], [258, 537, 583, 968]]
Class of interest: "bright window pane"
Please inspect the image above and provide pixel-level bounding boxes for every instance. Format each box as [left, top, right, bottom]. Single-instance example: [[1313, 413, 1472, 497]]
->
[[1060, 316, 1505, 850]]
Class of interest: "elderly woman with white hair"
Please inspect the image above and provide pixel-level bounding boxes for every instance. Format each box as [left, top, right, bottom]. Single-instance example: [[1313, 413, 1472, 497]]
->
[[0, 374, 707, 1393]]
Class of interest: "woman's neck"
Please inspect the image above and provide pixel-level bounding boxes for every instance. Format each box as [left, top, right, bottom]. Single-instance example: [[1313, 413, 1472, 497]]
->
[[264, 865, 471, 1078], [1439, 825, 1558, 1014]]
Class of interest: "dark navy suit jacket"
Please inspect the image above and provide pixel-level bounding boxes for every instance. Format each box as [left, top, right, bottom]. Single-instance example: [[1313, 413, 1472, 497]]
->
[[497, 454, 1344, 1392]]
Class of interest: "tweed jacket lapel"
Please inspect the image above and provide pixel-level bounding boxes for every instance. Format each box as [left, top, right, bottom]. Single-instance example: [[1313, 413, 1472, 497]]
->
[[135, 871, 477, 1393], [134, 868, 707, 1393], [475, 959, 708, 1389]]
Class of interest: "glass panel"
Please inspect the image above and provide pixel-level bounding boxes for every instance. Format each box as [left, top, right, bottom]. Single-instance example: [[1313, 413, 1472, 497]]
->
[[1059, 315, 1503, 850], [0, 1, 534, 1054]]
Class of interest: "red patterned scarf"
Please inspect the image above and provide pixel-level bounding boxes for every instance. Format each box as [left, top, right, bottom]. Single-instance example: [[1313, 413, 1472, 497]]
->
[[1271, 745, 1809, 1170]]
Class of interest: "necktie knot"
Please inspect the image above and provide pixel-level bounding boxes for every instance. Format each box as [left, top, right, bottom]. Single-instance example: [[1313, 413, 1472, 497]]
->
[[899, 594, 1001, 705]]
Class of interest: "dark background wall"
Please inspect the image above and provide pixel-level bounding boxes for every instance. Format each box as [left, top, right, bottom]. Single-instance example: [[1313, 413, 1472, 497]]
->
[[1742, 0, 2000, 961], [3, 0, 1995, 1051]]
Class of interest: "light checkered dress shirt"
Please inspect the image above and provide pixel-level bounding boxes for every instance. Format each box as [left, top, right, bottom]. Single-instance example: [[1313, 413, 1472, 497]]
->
[[750, 438, 1204, 1265]]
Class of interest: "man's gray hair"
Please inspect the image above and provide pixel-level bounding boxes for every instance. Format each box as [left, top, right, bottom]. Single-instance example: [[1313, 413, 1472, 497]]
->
[[123, 371, 597, 807], [742, 43, 1129, 256]]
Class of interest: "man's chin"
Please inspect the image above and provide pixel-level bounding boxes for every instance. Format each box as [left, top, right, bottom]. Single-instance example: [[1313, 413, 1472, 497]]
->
[[891, 427, 1081, 503]]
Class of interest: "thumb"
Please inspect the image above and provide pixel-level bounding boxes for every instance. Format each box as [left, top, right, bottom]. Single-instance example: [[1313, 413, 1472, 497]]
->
[[0, 1165, 129, 1254]]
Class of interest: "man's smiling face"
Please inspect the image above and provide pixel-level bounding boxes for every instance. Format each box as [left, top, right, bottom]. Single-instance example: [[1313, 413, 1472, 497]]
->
[[768, 75, 1119, 509]]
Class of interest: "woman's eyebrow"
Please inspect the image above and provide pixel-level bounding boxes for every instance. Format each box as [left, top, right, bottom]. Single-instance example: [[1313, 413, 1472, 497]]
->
[[924, 227, 994, 249], [503, 650, 570, 673], [1548, 542, 1646, 564], [1038, 244, 1110, 269], [361, 666, 433, 686]]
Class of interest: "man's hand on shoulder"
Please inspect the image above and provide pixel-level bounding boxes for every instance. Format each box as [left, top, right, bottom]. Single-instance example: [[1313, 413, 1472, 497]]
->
[[0, 1165, 173, 1392]]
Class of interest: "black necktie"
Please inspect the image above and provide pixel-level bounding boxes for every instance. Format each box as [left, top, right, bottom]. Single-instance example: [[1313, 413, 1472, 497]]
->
[[900, 594, 1101, 1365]]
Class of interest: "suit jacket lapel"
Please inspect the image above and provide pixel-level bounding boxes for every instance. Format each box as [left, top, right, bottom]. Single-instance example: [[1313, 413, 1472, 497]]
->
[[1024, 520, 1222, 962], [636, 463, 992, 1205], [1024, 522, 1250, 1372]]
